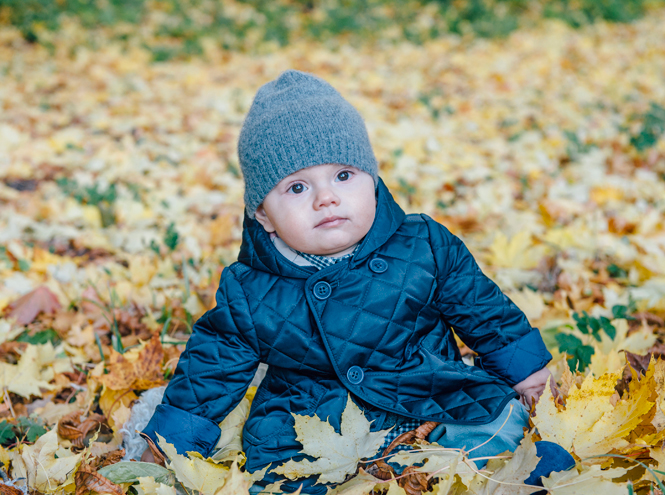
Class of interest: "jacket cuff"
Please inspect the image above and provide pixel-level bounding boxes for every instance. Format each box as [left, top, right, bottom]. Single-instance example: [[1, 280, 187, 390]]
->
[[475, 329, 552, 386], [142, 404, 222, 457]]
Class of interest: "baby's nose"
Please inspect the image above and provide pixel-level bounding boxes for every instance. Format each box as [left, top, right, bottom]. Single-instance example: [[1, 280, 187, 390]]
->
[[314, 188, 340, 209]]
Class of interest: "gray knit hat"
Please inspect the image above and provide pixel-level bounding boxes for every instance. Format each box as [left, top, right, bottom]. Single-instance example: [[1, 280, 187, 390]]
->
[[238, 70, 379, 218]]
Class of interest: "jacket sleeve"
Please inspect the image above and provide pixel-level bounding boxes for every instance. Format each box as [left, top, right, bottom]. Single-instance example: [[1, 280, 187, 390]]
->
[[142, 265, 260, 456], [425, 216, 551, 386]]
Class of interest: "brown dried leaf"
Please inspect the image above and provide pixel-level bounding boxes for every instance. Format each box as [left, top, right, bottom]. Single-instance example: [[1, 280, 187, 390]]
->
[[58, 410, 109, 449], [141, 432, 167, 467], [381, 421, 440, 457], [74, 462, 124, 495], [5, 286, 62, 325], [398, 466, 430, 495], [99, 334, 165, 391], [0, 484, 23, 495], [93, 448, 126, 470], [58, 409, 84, 441], [625, 351, 652, 377]]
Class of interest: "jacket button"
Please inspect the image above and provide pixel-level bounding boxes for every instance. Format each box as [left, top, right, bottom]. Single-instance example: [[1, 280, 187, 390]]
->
[[369, 258, 388, 274], [313, 281, 331, 300], [347, 366, 364, 384]]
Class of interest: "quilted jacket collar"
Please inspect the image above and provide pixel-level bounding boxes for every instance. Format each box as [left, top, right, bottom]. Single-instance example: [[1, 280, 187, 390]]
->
[[238, 177, 406, 278]]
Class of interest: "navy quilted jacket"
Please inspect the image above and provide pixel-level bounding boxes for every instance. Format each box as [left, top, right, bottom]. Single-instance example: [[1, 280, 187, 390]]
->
[[143, 178, 551, 483]]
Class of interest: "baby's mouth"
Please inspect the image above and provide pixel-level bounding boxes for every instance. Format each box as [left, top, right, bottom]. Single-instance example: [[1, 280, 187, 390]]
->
[[315, 216, 346, 228]]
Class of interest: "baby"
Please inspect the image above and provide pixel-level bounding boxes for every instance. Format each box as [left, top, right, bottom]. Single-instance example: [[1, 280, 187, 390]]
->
[[142, 70, 573, 493]]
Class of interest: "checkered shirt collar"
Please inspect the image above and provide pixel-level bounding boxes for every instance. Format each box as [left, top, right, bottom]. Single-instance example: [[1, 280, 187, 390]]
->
[[294, 245, 359, 270]]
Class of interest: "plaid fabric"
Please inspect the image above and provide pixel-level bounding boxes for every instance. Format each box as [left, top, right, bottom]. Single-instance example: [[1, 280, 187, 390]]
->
[[380, 418, 423, 455], [294, 245, 359, 270]]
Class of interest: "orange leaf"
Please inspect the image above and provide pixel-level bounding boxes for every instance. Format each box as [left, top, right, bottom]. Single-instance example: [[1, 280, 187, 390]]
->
[[100, 334, 165, 391], [75, 463, 124, 495], [0, 484, 23, 495], [6, 286, 61, 325]]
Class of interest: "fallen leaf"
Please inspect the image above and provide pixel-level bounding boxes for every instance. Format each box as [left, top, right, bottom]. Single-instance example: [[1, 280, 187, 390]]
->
[[135, 476, 176, 495], [0, 484, 23, 495], [541, 466, 628, 494], [74, 462, 124, 495], [5, 286, 61, 325], [533, 373, 619, 451], [20, 428, 82, 494], [471, 432, 541, 495], [157, 433, 230, 495], [213, 459, 251, 495], [325, 468, 385, 495], [273, 394, 391, 484], [99, 333, 165, 391], [574, 362, 657, 459], [98, 460, 173, 485]]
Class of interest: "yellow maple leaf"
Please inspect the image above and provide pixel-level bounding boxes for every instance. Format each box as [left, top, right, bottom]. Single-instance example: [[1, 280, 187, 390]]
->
[[470, 432, 541, 495], [573, 362, 656, 459], [157, 433, 229, 495], [325, 468, 386, 495], [485, 231, 548, 270], [213, 459, 251, 495], [533, 373, 619, 451], [273, 394, 391, 484], [0, 344, 60, 398], [212, 394, 251, 464], [391, 445, 476, 486], [541, 465, 628, 494], [135, 476, 176, 495]]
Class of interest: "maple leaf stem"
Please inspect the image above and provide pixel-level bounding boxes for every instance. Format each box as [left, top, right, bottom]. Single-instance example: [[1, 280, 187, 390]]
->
[[360, 446, 464, 465], [466, 404, 514, 455], [425, 454, 512, 481], [178, 480, 191, 495], [3, 389, 15, 418], [106, 389, 132, 419], [35, 455, 55, 491], [461, 457, 545, 491]]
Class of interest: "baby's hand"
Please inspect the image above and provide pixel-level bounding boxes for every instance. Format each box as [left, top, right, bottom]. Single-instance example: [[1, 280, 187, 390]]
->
[[512, 367, 558, 410]]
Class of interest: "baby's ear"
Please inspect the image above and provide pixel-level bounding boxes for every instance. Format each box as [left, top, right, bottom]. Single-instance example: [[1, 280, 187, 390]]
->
[[254, 205, 276, 233]]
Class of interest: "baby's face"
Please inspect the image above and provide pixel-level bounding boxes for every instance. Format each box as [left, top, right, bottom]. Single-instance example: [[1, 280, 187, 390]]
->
[[255, 164, 376, 257]]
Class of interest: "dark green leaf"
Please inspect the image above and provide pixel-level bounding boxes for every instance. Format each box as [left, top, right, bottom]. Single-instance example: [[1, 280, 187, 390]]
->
[[164, 223, 179, 252], [16, 328, 61, 346], [0, 421, 16, 445], [556, 332, 595, 372]]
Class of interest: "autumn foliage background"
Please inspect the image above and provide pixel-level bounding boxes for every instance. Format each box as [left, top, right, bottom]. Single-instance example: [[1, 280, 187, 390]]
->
[[1, 0, 665, 494]]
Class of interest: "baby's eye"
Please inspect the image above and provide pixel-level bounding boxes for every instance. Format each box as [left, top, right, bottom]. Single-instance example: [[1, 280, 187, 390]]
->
[[336, 170, 352, 181], [289, 183, 306, 194]]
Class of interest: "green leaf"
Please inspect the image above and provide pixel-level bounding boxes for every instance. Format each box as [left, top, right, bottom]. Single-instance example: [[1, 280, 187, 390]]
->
[[601, 317, 617, 340], [16, 328, 61, 346], [164, 223, 179, 252], [556, 333, 595, 373], [98, 461, 174, 486], [0, 421, 16, 445], [16, 416, 48, 443]]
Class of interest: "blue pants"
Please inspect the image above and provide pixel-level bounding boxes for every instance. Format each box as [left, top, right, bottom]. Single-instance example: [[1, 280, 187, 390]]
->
[[427, 398, 530, 468]]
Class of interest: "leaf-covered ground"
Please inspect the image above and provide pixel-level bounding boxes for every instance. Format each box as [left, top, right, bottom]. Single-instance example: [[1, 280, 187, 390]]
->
[[1, 3, 665, 494]]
